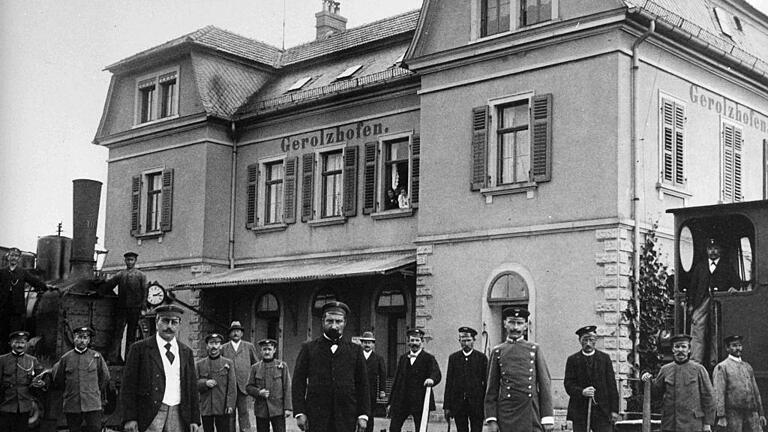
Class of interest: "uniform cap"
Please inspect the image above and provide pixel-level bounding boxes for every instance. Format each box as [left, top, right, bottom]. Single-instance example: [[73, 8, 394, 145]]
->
[[205, 333, 224, 343], [406, 328, 425, 338], [724, 335, 743, 345], [9, 330, 30, 341], [321, 301, 350, 317], [153, 304, 184, 317], [257, 339, 278, 347], [575, 325, 597, 337], [706, 238, 720, 247], [669, 334, 692, 344], [359, 331, 376, 341], [73, 326, 94, 336], [458, 326, 478, 337], [123, 251, 138, 258], [502, 307, 530, 319]]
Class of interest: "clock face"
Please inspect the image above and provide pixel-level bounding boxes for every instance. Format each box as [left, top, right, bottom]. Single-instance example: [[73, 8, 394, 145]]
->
[[147, 284, 166, 306]]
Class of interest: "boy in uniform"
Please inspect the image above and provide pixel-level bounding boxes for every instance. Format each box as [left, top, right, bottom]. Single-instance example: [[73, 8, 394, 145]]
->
[[196, 333, 237, 432], [247, 339, 292, 432]]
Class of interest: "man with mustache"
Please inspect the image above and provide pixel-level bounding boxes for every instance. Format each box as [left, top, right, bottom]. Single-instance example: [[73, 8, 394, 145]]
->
[[564, 326, 619, 432], [221, 321, 259, 432], [101, 251, 148, 363], [485, 307, 553, 432], [292, 301, 370, 432], [712, 335, 765, 432], [387, 328, 442, 432], [121, 304, 200, 432], [642, 334, 715, 432], [359, 332, 386, 432], [444, 327, 487, 432], [247, 339, 293, 432], [196, 333, 236, 432], [0, 330, 46, 432], [51, 327, 110, 432]]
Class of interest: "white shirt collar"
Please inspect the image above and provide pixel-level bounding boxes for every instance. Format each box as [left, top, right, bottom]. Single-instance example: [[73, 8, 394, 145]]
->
[[363, 350, 372, 359], [408, 349, 422, 358], [231, 340, 241, 351], [728, 354, 742, 362], [581, 350, 596, 357], [462, 349, 473, 357], [156, 333, 178, 350]]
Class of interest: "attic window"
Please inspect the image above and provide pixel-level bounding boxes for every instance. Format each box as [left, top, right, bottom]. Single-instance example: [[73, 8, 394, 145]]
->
[[335, 65, 362, 80], [287, 76, 312, 92], [393, 53, 405, 67], [135, 67, 179, 125], [714, 7, 734, 37]]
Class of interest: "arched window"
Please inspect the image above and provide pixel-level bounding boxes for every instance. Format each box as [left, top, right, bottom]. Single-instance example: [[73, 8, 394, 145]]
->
[[377, 288, 406, 311], [312, 287, 338, 316], [487, 271, 529, 304], [254, 293, 280, 341]]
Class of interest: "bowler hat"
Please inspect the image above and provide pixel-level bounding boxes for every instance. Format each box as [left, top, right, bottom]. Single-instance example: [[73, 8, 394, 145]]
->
[[228, 321, 244, 332], [502, 307, 530, 319], [360, 331, 376, 341], [458, 326, 478, 337], [321, 301, 350, 317], [724, 335, 743, 345], [575, 325, 597, 337]]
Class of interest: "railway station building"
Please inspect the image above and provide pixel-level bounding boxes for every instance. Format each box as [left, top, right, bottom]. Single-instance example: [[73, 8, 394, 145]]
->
[[93, 0, 768, 420]]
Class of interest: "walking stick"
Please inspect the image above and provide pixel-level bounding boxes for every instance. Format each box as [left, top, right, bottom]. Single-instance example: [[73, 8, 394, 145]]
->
[[586, 397, 593, 432], [641, 379, 651, 432], [419, 387, 432, 432]]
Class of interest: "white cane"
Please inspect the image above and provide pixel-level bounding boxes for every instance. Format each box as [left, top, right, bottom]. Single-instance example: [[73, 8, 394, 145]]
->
[[419, 387, 432, 432]]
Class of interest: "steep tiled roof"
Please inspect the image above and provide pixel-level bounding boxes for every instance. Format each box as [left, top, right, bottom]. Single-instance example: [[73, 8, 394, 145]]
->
[[280, 9, 420, 66], [191, 54, 275, 118]]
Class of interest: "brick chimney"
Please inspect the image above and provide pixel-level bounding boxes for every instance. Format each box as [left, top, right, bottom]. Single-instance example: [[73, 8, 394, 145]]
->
[[316, 0, 347, 40]]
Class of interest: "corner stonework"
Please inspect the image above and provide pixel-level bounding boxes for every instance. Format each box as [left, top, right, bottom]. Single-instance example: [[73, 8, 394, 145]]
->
[[415, 245, 434, 338]]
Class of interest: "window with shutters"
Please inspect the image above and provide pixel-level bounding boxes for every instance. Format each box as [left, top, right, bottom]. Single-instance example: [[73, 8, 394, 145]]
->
[[246, 156, 297, 232], [721, 120, 743, 203], [322, 151, 344, 217], [473, 0, 558, 39], [265, 161, 284, 224], [306, 144, 359, 226], [657, 95, 688, 198], [471, 93, 552, 196], [134, 67, 179, 126], [367, 132, 420, 218], [130, 168, 174, 237]]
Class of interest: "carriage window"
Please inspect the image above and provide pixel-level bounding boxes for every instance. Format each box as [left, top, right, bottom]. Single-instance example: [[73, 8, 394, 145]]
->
[[737, 236, 753, 290], [679, 225, 694, 272]]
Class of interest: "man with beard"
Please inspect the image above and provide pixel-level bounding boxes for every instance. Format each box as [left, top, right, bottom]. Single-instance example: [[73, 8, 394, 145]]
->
[[444, 327, 487, 432], [221, 321, 259, 432], [387, 328, 441, 432], [359, 332, 386, 432], [196, 333, 236, 432], [712, 335, 766, 432], [0, 331, 46, 432], [642, 334, 714, 432], [121, 305, 200, 432], [51, 327, 110, 432], [564, 326, 619, 432], [292, 301, 369, 432], [485, 307, 553, 432], [247, 339, 292, 432]]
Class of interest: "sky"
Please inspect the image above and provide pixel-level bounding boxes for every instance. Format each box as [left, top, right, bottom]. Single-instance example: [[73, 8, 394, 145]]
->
[[0, 0, 424, 254]]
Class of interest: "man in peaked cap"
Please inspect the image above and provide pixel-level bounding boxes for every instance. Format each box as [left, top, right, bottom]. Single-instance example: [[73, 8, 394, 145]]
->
[[292, 301, 370, 432], [121, 304, 200, 432], [444, 327, 488, 432], [642, 334, 714, 432], [247, 338, 292, 432], [51, 326, 110, 432], [196, 333, 236, 432], [221, 320, 259, 432], [0, 330, 46, 432], [485, 307, 553, 432], [388, 328, 442, 432], [687, 237, 740, 366], [359, 331, 386, 432], [101, 250, 148, 363], [713, 335, 766, 432], [564, 326, 619, 432]]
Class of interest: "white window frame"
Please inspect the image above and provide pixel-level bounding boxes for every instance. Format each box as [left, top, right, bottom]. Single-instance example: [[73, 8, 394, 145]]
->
[[656, 92, 691, 200], [258, 155, 287, 227], [470, 0, 559, 41], [140, 167, 165, 235], [336, 65, 362, 80], [485, 91, 537, 192], [133, 66, 180, 127], [286, 76, 312, 92], [312, 144, 347, 224], [375, 131, 414, 214]]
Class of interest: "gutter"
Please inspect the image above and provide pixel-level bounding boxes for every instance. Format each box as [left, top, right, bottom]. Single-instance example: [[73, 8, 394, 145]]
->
[[228, 121, 238, 270]]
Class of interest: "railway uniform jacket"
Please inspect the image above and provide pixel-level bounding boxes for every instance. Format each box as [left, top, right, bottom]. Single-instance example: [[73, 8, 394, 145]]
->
[[687, 258, 739, 310], [0, 266, 48, 316], [388, 350, 442, 415], [292, 336, 370, 432], [246, 359, 292, 418], [363, 351, 386, 407], [0, 351, 43, 413], [101, 267, 147, 309], [52, 348, 109, 413], [444, 349, 487, 419], [712, 356, 764, 418], [650, 360, 715, 431], [120, 336, 200, 431], [221, 340, 259, 394], [485, 339, 553, 432], [564, 350, 619, 423], [196, 355, 237, 416]]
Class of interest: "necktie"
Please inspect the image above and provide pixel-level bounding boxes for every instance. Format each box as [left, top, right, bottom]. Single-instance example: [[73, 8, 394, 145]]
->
[[165, 343, 175, 364], [409, 353, 417, 364], [710, 260, 717, 273]]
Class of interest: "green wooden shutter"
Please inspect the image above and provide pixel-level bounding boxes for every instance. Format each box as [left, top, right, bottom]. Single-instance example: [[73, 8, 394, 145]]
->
[[343, 146, 359, 217], [283, 157, 298, 224], [159, 168, 174, 232], [410, 135, 420, 207], [301, 153, 315, 222], [471, 106, 488, 191], [531, 94, 552, 183], [363, 142, 378, 214], [246, 163, 259, 229], [130, 175, 141, 236]]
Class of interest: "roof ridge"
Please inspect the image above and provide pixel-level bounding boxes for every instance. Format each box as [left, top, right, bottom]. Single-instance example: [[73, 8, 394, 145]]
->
[[192, 25, 283, 53]]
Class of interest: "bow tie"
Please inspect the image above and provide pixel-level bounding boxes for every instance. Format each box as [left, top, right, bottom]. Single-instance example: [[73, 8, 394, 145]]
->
[[408, 352, 418, 358]]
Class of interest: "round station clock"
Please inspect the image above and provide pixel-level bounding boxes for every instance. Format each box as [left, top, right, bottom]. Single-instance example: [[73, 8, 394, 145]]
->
[[146, 282, 166, 306]]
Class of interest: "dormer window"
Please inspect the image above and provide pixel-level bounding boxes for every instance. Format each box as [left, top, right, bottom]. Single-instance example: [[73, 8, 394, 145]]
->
[[714, 7, 734, 37], [476, 0, 558, 39], [336, 65, 362, 80], [287, 76, 313, 92], [135, 67, 179, 126]]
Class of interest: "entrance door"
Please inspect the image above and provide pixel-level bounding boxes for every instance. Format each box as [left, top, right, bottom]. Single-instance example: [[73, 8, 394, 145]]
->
[[376, 287, 407, 376]]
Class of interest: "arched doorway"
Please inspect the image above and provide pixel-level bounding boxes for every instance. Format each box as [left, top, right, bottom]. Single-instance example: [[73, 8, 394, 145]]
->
[[481, 264, 534, 352], [253, 293, 280, 343], [375, 286, 407, 376], [310, 286, 339, 339]]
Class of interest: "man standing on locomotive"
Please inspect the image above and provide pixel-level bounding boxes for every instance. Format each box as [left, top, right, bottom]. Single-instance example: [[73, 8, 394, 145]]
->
[[101, 251, 148, 363]]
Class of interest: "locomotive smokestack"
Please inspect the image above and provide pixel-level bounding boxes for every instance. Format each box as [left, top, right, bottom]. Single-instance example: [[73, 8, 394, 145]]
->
[[70, 179, 102, 278]]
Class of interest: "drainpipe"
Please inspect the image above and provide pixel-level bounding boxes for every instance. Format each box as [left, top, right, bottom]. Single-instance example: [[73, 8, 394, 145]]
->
[[228, 121, 238, 270], [631, 20, 655, 370]]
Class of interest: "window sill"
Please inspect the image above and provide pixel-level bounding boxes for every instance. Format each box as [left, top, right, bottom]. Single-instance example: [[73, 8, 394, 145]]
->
[[470, 19, 558, 44], [135, 231, 164, 239], [132, 114, 180, 129], [251, 223, 288, 234], [656, 182, 691, 200], [371, 208, 414, 220], [481, 182, 537, 197], [308, 216, 347, 227]]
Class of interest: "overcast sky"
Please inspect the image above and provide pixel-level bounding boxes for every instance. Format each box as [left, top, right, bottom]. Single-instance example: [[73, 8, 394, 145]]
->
[[1, 0, 767, 254]]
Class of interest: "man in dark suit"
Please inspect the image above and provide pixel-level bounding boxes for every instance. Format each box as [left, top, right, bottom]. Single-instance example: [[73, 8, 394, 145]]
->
[[292, 301, 370, 432], [564, 326, 619, 432], [687, 238, 740, 366], [444, 327, 487, 432], [221, 320, 259, 432], [0, 248, 52, 352], [121, 305, 200, 432], [387, 328, 441, 432], [360, 331, 386, 432]]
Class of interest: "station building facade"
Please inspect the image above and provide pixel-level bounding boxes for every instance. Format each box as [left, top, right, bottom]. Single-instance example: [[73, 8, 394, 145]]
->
[[94, 0, 768, 418]]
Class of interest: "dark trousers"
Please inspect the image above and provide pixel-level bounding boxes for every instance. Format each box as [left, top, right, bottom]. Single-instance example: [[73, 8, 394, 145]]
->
[[111, 307, 141, 361], [65, 410, 102, 432], [0, 412, 30, 432], [452, 400, 483, 432], [256, 415, 286, 432], [202, 414, 232, 432], [389, 409, 423, 432], [572, 415, 613, 432], [365, 397, 377, 432]]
